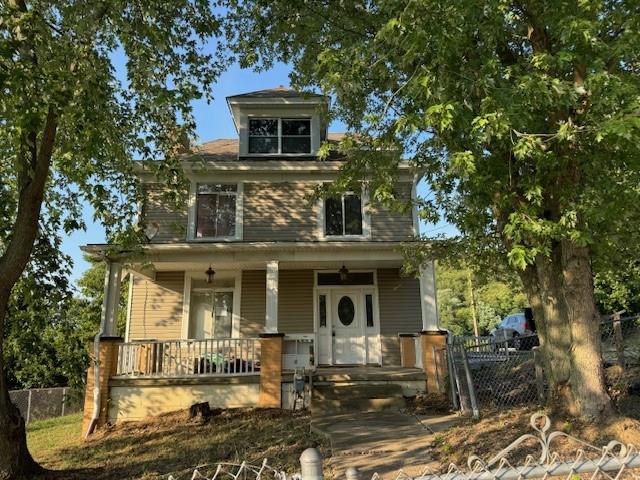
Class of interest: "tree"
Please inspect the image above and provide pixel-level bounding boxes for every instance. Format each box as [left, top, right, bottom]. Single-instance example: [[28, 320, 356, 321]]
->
[[224, 0, 640, 417], [0, 1, 223, 477], [436, 265, 528, 336], [5, 261, 128, 393]]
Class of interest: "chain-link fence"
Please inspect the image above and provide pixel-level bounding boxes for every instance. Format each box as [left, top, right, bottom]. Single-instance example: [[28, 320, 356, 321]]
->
[[601, 314, 640, 416], [448, 314, 640, 417], [447, 333, 543, 417], [9, 387, 83, 424]]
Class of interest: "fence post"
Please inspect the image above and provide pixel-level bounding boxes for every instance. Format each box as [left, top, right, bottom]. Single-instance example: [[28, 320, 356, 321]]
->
[[26, 389, 32, 424], [300, 448, 323, 480], [446, 344, 460, 410], [61, 387, 66, 417], [503, 329, 509, 358], [460, 346, 480, 419], [532, 347, 546, 405], [612, 313, 626, 370], [345, 467, 360, 480]]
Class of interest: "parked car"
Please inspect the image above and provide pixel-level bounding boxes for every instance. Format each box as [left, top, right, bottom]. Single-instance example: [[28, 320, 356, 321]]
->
[[489, 308, 537, 350]]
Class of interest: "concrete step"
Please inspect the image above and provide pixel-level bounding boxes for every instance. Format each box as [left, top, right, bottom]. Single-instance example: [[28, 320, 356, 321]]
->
[[311, 382, 406, 415]]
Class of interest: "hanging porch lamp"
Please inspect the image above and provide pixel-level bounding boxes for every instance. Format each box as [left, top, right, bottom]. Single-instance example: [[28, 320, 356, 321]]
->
[[205, 265, 216, 284], [339, 264, 349, 282]]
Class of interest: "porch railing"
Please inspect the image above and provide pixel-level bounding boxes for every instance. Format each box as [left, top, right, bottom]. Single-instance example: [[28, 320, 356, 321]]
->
[[115, 338, 260, 378]]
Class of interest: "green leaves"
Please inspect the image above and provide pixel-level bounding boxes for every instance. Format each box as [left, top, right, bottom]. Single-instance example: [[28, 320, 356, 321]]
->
[[224, 0, 640, 279]]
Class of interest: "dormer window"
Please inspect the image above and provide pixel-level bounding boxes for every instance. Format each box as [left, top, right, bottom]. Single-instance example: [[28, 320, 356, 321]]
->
[[248, 118, 311, 154]]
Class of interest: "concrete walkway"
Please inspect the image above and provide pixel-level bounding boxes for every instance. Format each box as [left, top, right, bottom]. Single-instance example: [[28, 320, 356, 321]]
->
[[312, 411, 459, 479]]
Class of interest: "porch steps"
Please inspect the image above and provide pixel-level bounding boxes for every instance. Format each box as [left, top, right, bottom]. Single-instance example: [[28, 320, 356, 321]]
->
[[311, 383, 406, 415]]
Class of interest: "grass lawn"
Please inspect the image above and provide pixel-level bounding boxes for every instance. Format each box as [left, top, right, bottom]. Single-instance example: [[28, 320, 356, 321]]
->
[[27, 409, 329, 480]]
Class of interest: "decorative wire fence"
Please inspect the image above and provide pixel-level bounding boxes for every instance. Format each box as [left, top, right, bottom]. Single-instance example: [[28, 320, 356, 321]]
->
[[167, 414, 640, 480], [9, 387, 83, 424], [447, 314, 640, 417]]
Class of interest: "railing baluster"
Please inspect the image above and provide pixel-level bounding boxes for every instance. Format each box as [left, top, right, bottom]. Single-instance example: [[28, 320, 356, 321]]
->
[[114, 338, 259, 379]]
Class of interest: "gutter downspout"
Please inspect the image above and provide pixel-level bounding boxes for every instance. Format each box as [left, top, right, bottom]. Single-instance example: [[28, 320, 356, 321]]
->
[[85, 259, 111, 438]]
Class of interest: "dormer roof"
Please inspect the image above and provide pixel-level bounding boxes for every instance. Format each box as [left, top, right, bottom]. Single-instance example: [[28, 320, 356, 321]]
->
[[226, 85, 329, 134], [226, 86, 325, 99]]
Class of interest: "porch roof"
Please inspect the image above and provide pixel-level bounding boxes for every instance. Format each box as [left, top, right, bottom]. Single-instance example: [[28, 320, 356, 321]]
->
[[81, 240, 413, 270]]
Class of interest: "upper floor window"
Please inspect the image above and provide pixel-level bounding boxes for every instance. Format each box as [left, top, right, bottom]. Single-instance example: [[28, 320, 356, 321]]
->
[[325, 194, 363, 236], [196, 184, 238, 238], [248, 118, 311, 154]]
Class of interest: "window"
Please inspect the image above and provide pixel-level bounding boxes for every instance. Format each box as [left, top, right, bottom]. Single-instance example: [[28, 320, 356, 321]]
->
[[365, 294, 374, 327], [282, 119, 311, 153], [325, 194, 363, 236], [319, 295, 327, 327], [248, 118, 311, 154], [248, 119, 278, 154], [195, 184, 238, 238], [317, 272, 374, 286], [189, 290, 233, 339]]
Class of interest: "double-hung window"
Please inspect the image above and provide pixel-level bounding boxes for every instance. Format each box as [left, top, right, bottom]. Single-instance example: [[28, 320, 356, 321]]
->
[[195, 184, 238, 239], [324, 193, 363, 236], [248, 118, 311, 154]]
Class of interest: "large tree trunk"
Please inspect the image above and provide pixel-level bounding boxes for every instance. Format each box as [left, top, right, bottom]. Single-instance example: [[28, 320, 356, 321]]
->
[[0, 295, 41, 480], [518, 241, 612, 417], [0, 110, 57, 479], [561, 241, 612, 417]]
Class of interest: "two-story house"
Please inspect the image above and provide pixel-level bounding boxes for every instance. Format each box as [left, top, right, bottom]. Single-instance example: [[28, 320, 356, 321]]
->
[[80, 87, 444, 433]]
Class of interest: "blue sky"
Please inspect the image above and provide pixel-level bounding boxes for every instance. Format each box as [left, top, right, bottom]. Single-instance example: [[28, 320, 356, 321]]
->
[[61, 61, 454, 284]]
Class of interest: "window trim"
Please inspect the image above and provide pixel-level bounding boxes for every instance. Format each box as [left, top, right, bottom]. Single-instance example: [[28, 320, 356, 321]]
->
[[187, 182, 243, 242], [247, 117, 312, 156], [318, 189, 371, 240]]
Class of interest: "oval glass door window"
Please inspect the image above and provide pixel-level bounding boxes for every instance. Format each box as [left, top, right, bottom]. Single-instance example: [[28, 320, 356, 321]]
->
[[338, 296, 355, 326]]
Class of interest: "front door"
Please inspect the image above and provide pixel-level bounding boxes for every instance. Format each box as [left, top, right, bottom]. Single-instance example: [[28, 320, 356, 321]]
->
[[332, 291, 365, 364]]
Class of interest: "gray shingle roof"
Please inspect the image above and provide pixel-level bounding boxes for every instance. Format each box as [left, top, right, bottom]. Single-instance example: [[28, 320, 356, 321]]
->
[[226, 86, 325, 99], [188, 133, 346, 161]]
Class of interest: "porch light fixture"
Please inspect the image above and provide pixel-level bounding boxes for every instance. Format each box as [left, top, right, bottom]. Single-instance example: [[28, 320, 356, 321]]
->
[[205, 265, 216, 284], [339, 264, 349, 282]]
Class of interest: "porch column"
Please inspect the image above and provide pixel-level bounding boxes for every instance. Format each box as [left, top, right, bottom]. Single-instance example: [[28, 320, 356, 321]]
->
[[419, 260, 440, 332], [102, 261, 122, 336], [265, 260, 279, 333]]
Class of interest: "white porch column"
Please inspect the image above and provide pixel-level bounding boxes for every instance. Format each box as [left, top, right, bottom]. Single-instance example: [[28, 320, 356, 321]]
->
[[419, 260, 440, 332], [101, 261, 122, 337], [265, 260, 279, 333]]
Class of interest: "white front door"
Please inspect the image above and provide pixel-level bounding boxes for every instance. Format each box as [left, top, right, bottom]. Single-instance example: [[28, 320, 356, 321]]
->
[[332, 291, 365, 364]]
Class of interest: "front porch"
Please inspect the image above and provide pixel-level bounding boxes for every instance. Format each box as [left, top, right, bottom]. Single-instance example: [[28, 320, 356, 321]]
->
[[81, 243, 445, 433], [83, 332, 447, 429]]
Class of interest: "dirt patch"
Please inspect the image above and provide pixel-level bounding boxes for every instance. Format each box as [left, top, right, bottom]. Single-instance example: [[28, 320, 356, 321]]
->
[[405, 393, 452, 415], [427, 406, 640, 468], [32, 408, 329, 480]]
